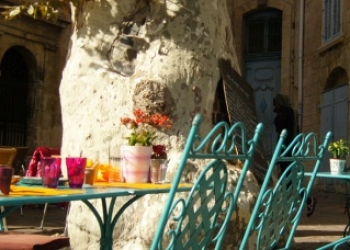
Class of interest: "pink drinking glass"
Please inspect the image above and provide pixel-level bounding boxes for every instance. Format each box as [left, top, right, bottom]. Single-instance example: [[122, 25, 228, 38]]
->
[[40, 157, 61, 188], [66, 157, 87, 188], [0, 167, 13, 195]]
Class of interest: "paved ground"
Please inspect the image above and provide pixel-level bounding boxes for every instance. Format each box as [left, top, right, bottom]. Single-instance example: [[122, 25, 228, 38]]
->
[[6, 203, 68, 236], [4, 190, 350, 249], [294, 190, 349, 249]]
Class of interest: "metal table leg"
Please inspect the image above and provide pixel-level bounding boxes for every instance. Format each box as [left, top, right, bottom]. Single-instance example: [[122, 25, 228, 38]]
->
[[81, 195, 145, 250], [343, 180, 350, 237]]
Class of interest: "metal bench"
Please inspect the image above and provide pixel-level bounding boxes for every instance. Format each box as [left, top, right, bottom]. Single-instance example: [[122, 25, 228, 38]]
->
[[239, 129, 332, 249], [151, 113, 263, 249]]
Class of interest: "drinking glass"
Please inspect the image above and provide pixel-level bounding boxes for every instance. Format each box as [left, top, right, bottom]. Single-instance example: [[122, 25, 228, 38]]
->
[[0, 167, 13, 195], [150, 159, 169, 183], [66, 157, 87, 188], [109, 147, 123, 182], [40, 157, 62, 188], [81, 149, 99, 185]]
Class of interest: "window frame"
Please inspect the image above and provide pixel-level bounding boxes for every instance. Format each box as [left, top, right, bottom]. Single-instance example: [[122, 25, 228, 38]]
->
[[245, 9, 282, 59], [323, 0, 342, 44]]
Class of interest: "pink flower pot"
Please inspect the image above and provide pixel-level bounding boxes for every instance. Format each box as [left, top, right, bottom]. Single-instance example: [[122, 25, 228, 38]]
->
[[122, 146, 152, 183]]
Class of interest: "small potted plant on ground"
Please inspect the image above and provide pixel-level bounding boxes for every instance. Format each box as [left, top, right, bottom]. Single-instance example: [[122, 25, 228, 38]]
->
[[328, 139, 350, 173]]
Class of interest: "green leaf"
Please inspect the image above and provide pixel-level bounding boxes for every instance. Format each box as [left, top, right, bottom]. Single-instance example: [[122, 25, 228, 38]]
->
[[27, 5, 34, 15], [9, 7, 21, 17]]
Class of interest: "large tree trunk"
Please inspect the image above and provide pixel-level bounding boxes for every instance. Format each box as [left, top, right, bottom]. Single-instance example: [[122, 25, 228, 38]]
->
[[61, 0, 258, 249]]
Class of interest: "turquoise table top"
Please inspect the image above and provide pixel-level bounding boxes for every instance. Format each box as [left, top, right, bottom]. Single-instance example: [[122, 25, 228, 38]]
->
[[304, 171, 350, 180], [304, 171, 350, 239], [0, 183, 190, 206], [0, 181, 192, 250]]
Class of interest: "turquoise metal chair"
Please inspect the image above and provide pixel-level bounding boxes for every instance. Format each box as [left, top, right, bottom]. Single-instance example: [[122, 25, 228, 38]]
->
[[316, 236, 350, 249], [151, 114, 263, 249], [239, 129, 332, 249]]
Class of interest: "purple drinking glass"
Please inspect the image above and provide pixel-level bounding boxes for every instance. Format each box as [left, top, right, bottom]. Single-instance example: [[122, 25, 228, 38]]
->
[[40, 157, 62, 188], [0, 167, 14, 195], [66, 157, 87, 188]]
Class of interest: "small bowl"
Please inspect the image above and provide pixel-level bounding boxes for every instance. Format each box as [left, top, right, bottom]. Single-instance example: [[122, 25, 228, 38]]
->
[[11, 175, 21, 184]]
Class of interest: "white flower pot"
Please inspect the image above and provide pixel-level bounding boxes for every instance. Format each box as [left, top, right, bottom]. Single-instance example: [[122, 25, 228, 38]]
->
[[329, 159, 346, 173], [121, 146, 152, 183]]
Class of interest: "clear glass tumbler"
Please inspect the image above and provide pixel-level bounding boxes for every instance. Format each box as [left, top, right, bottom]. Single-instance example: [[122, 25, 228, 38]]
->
[[109, 147, 123, 182]]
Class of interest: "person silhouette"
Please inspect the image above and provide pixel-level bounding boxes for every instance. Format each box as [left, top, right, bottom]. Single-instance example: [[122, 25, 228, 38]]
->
[[273, 93, 317, 217]]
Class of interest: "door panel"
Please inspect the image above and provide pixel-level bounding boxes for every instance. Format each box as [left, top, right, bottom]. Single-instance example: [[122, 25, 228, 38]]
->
[[333, 87, 348, 139], [244, 9, 282, 159], [320, 85, 348, 186], [246, 59, 281, 158]]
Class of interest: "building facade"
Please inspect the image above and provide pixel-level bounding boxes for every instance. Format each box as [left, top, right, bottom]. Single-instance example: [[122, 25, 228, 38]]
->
[[0, 9, 71, 156], [2, 1, 349, 186], [230, 0, 349, 189]]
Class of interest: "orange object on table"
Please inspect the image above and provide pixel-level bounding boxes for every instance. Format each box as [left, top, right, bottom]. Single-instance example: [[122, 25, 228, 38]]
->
[[108, 167, 121, 182], [96, 163, 110, 182], [84, 160, 100, 185]]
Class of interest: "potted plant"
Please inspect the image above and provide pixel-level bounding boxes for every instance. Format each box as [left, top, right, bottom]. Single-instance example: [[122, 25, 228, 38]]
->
[[120, 110, 172, 183], [328, 139, 350, 173]]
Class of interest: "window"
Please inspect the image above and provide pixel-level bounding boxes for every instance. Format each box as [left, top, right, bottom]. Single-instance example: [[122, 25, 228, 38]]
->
[[245, 10, 282, 58], [323, 0, 341, 43]]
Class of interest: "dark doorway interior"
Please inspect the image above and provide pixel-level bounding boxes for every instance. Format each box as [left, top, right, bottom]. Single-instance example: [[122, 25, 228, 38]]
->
[[0, 46, 29, 146], [212, 78, 230, 125]]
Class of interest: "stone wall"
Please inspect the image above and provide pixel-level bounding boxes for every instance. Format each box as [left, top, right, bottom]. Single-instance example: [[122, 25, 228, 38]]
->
[[0, 13, 71, 155]]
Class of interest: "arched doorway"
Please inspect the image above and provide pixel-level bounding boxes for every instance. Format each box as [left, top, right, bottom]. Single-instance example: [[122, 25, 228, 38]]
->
[[0, 46, 36, 146], [244, 8, 282, 158]]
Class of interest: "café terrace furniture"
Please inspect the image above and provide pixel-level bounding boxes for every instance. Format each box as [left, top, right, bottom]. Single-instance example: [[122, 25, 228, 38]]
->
[[0, 147, 17, 231], [0, 147, 17, 167], [12, 146, 29, 175], [0, 146, 29, 175], [151, 114, 263, 249], [0, 114, 263, 250], [239, 129, 332, 249], [24, 146, 64, 229], [1, 146, 29, 216], [0, 183, 193, 250], [304, 171, 350, 249]]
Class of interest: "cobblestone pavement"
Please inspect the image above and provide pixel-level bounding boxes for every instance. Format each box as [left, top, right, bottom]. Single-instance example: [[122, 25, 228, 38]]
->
[[4, 190, 350, 249]]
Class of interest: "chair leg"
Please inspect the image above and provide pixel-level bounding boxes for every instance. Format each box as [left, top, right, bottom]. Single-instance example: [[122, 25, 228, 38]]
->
[[0, 206, 8, 231], [39, 203, 48, 230]]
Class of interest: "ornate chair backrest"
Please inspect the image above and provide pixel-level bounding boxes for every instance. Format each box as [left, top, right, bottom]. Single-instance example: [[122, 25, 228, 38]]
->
[[0, 148, 17, 167], [239, 129, 332, 249], [151, 113, 264, 249]]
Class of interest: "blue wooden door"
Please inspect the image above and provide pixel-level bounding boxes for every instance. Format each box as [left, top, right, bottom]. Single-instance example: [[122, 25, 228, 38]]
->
[[320, 85, 349, 186], [245, 60, 281, 158], [244, 9, 282, 158]]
